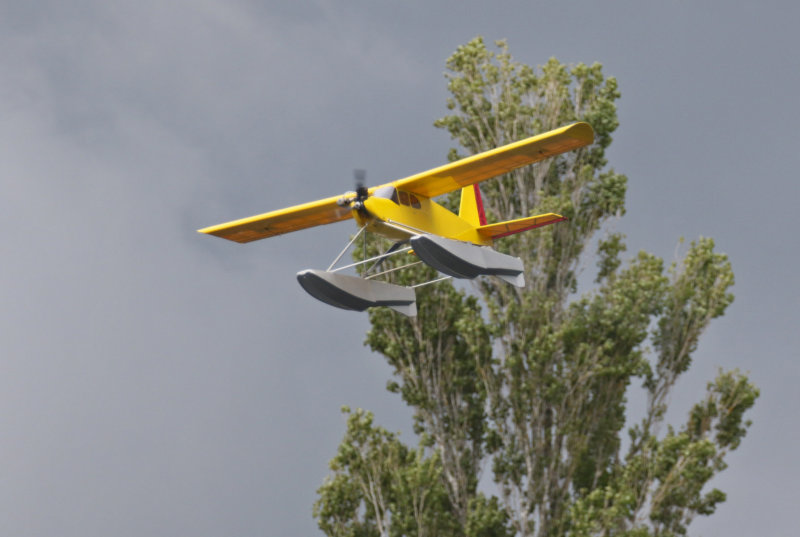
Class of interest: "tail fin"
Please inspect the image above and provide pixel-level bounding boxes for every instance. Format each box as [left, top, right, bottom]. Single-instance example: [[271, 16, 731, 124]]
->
[[459, 184, 487, 227]]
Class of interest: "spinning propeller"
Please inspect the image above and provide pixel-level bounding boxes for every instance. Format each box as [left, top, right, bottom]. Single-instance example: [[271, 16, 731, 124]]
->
[[337, 169, 370, 211]]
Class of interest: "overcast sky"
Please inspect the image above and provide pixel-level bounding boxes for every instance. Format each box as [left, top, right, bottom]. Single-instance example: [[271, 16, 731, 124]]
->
[[1, 1, 798, 535]]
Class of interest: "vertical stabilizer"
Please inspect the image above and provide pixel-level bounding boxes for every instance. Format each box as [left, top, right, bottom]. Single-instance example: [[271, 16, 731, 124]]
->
[[458, 184, 487, 227]]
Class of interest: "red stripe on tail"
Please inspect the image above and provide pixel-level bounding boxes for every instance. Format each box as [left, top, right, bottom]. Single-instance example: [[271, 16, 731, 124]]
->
[[473, 184, 487, 226]]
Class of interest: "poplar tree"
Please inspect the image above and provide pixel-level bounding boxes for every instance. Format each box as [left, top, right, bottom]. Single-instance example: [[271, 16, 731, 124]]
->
[[314, 37, 758, 537]]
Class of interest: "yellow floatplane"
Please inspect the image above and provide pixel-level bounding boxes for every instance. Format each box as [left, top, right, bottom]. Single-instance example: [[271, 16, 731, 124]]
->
[[200, 122, 594, 316]]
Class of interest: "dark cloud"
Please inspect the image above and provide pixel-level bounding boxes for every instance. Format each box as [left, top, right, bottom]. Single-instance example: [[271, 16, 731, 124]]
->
[[0, 1, 796, 535]]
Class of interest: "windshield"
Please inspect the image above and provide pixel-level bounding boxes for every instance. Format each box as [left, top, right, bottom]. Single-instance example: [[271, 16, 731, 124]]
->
[[373, 185, 398, 204]]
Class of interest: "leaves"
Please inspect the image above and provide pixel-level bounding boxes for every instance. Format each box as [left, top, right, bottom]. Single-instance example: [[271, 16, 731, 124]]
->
[[314, 408, 458, 537], [364, 272, 493, 527]]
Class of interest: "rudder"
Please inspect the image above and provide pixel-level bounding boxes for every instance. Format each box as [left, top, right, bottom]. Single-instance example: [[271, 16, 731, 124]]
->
[[458, 184, 487, 227]]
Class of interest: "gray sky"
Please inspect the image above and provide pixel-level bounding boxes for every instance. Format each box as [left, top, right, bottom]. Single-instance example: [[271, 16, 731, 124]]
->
[[1, 1, 798, 535]]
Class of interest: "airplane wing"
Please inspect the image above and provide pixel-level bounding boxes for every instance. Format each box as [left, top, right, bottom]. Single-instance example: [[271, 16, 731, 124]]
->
[[199, 123, 591, 244], [198, 194, 353, 243], [477, 213, 567, 240], [391, 122, 593, 198]]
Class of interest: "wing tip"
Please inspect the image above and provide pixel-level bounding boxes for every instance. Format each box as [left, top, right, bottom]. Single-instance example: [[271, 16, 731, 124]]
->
[[563, 121, 595, 144], [196, 226, 253, 243]]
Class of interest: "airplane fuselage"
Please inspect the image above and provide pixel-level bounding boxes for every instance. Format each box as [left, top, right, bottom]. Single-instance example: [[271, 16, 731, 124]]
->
[[353, 192, 491, 246]]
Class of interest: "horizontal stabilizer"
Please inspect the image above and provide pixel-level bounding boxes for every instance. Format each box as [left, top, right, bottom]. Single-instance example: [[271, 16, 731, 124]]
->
[[477, 213, 566, 240]]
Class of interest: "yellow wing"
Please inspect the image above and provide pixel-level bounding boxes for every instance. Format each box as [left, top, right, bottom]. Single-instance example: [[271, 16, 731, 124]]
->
[[198, 194, 353, 243], [199, 123, 592, 244], [392, 122, 594, 198]]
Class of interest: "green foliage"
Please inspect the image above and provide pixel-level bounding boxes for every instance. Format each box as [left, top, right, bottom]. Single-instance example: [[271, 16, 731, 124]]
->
[[466, 494, 513, 537], [362, 257, 494, 528], [314, 408, 459, 537], [315, 37, 757, 537]]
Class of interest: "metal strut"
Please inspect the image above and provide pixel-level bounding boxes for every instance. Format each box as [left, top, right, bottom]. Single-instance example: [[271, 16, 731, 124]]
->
[[365, 260, 424, 280], [411, 275, 452, 288], [383, 219, 429, 236], [365, 240, 408, 275], [329, 246, 413, 273], [326, 225, 367, 271]]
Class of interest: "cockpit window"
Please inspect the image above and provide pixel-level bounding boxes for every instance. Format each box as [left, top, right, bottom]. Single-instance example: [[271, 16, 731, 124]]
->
[[373, 185, 398, 204], [374, 186, 420, 209]]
